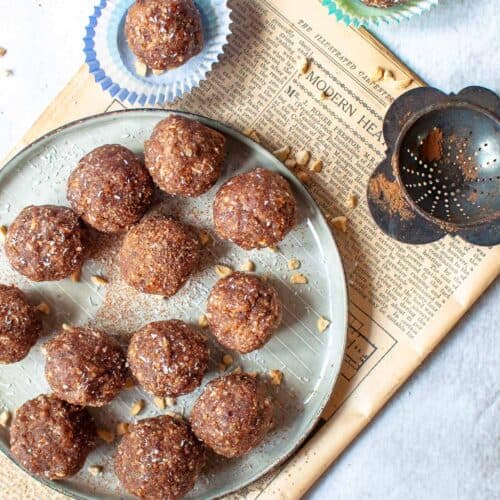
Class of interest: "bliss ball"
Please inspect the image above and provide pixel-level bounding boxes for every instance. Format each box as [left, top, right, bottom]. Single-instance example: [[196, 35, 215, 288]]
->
[[125, 0, 204, 71], [10, 394, 96, 480], [213, 167, 297, 249], [119, 215, 201, 296], [128, 320, 209, 397], [5, 205, 87, 281], [207, 272, 282, 353], [67, 144, 154, 233], [0, 284, 42, 364], [190, 373, 273, 458], [145, 115, 226, 197], [114, 415, 205, 499], [44, 326, 128, 407]]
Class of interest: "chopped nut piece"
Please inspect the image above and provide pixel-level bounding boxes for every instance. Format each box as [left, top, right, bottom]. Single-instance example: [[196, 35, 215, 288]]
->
[[154, 397, 166, 409], [273, 145, 291, 161], [330, 215, 348, 233], [88, 465, 103, 476], [383, 69, 395, 81], [247, 371, 259, 378], [243, 128, 260, 143], [134, 60, 147, 77], [222, 354, 234, 366], [0, 47, 6, 57], [396, 78, 413, 90], [91, 275, 108, 286], [165, 397, 176, 407], [36, 302, 51, 315], [317, 316, 331, 333], [3, 69, 13, 77], [61, 323, 72, 331], [116, 422, 129, 435], [97, 428, 114, 444], [130, 399, 145, 416], [232, 366, 242, 374], [124, 377, 136, 389], [370, 66, 384, 83], [0, 225, 7, 240], [346, 194, 358, 209], [218, 362, 227, 372], [298, 56, 311, 75], [165, 411, 183, 420], [198, 314, 209, 328], [152, 69, 165, 75], [240, 259, 255, 272], [215, 264, 233, 278], [268, 246, 278, 253], [0, 410, 11, 427], [268, 369, 284, 385], [287, 258, 301, 270], [70, 269, 81, 282], [295, 150, 310, 166], [309, 159, 323, 173], [296, 170, 311, 184], [199, 230, 211, 246], [290, 273, 308, 284], [284, 158, 297, 169]]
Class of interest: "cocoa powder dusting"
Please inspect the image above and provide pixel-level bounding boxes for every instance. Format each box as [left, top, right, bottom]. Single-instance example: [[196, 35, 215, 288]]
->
[[420, 128, 443, 163], [369, 173, 414, 220]]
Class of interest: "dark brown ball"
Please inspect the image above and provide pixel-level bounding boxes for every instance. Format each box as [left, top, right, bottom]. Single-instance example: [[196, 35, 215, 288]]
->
[[67, 144, 154, 233], [213, 168, 297, 249], [125, 0, 204, 71], [119, 215, 201, 296], [44, 327, 128, 407], [207, 272, 282, 353], [128, 320, 208, 397], [5, 205, 87, 281], [190, 373, 273, 458], [10, 394, 96, 480], [0, 285, 42, 364], [145, 115, 226, 197], [114, 415, 205, 499]]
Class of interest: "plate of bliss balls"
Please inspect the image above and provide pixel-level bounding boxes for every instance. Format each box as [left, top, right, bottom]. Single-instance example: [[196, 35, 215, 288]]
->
[[0, 109, 347, 499]]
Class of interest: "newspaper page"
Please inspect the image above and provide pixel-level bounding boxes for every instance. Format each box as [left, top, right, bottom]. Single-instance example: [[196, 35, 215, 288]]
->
[[1, 0, 498, 498]]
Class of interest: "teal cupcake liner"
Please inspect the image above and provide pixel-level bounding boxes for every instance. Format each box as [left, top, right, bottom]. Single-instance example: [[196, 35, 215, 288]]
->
[[321, 0, 439, 28]]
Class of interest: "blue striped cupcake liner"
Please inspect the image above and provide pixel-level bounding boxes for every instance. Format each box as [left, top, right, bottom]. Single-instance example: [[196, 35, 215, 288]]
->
[[321, 0, 439, 28], [84, 0, 232, 105]]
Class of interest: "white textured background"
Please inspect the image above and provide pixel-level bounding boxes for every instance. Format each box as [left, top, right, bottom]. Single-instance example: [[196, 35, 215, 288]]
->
[[0, 1, 498, 499]]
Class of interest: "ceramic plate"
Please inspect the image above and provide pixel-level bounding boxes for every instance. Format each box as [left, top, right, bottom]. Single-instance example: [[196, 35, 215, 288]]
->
[[0, 110, 347, 499]]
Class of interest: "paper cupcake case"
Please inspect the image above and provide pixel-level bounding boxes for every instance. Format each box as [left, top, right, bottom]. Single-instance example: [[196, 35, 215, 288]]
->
[[84, 0, 232, 105], [321, 0, 440, 28]]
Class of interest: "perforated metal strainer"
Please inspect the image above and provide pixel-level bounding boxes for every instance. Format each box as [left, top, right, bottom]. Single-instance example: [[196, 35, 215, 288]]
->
[[368, 86, 500, 246]]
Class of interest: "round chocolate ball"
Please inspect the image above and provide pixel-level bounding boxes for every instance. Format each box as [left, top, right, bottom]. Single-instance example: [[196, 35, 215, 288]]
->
[[5, 205, 87, 281], [145, 115, 226, 197], [10, 394, 96, 480], [190, 373, 273, 458], [207, 272, 282, 353], [119, 215, 201, 296], [128, 320, 209, 397], [213, 167, 297, 249], [0, 284, 42, 364], [114, 415, 205, 499], [44, 326, 128, 407], [125, 0, 204, 71], [67, 144, 154, 233]]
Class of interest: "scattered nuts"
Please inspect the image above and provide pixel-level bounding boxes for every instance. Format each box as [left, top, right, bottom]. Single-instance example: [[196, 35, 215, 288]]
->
[[88, 465, 103, 476], [273, 145, 291, 161], [0, 225, 7, 240], [134, 60, 147, 77], [268, 369, 284, 385], [116, 422, 129, 435], [199, 230, 211, 246], [284, 158, 297, 169], [383, 69, 395, 81], [165, 397, 176, 407], [330, 215, 348, 233], [130, 399, 145, 416], [309, 159, 323, 173], [222, 354, 234, 366], [296, 170, 311, 184], [97, 428, 114, 444], [61, 323, 73, 331], [154, 397, 166, 409], [0, 47, 6, 57], [36, 302, 51, 315], [317, 316, 331, 333], [165, 411, 183, 420], [215, 264, 233, 278], [152, 69, 165, 75], [287, 259, 301, 270], [232, 366, 242, 374], [290, 273, 308, 284], [268, 246, 278, 253], [0, 410, 11, 427], [70, 269, 81, 282], [243, 128, 260, 143], [396, 78, 413, 90], [91, 275, 108, 286], [346, 194, 358, 209], [240, 259, 255, 272], [298, 56, 311, 75], [370, 66, 384, 83], [198, 314, 209, 328], [247, 371, 259, 378], [295, 150, 310, 166]]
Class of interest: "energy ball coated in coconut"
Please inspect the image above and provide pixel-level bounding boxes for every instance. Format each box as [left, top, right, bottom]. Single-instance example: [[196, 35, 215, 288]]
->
[[67, 144, 154, 233], [207, 272, 282, 353], [125, 0, 204, 71], [190, 373, 273, 458], [213, 167, 297, 249], [44, 327, 128, 407], [145, 115, 226, 197], [10, 394, 96, 480], [114, 415, 205, 499], [5, 205, 87, 282], [0, 284, 42, 364], [128, 320, 209, 397], [119, 215, 201, 296]]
